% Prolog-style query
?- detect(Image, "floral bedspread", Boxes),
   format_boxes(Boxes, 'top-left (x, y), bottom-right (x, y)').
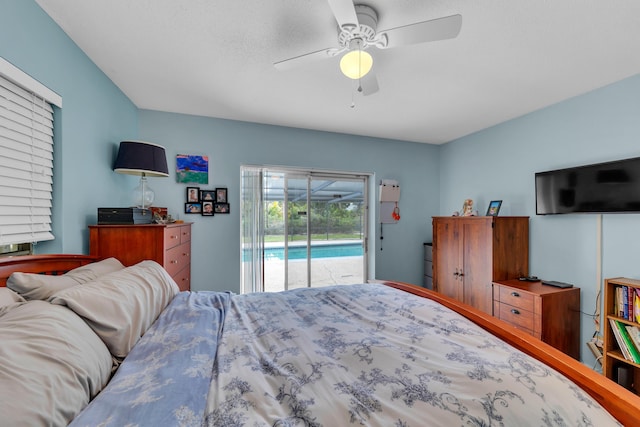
top-left (72, 284), bottom-right (620, 426)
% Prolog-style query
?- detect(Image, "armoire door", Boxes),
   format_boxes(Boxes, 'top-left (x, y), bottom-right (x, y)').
top-left (433, 218), bottom-right (463, 301)
top-left (461, 218), bottom-right (493, 314)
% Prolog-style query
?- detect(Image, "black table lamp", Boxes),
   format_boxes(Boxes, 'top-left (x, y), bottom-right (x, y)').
top-left (113, 140), bottom-right (169, 209)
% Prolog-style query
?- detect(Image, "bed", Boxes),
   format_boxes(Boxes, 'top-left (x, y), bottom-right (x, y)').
top-left (0, 254), bottom-right (638, 426)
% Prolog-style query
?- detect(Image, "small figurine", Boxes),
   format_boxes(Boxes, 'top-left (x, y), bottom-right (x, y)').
top-left (461, 199), bottom-right (474, 217)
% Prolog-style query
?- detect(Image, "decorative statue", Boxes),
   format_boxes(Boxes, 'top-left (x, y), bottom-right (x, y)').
top-left (461, 199), bottom-right (474, 216)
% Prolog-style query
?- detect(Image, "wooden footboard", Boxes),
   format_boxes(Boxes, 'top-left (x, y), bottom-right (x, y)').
top-left (381, 280), bottom-right (640, 427)
top-left (0, 254), bottom-right (97, 287)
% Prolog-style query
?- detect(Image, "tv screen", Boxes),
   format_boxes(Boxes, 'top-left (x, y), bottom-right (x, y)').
top-left (535, 157), bottom-right (640, 215)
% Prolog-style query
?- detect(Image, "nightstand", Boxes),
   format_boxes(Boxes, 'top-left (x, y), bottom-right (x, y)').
top-left (492, 279), bottom-right (580, 359)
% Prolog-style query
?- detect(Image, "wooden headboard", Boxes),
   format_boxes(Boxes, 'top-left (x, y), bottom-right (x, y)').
top-left (0, 254), bottom-right (98, 287)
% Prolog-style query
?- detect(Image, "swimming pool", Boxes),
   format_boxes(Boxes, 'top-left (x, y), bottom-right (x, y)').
top-left (264, 242), bottom-right (363, 260)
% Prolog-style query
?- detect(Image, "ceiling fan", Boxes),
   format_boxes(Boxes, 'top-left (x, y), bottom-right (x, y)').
top-left (274, 0), bottom-right (462, 96)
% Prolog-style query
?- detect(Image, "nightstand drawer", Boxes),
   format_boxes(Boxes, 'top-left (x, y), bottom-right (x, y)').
top-left (497, 284), bottom-right (534, 311)
top-left (496, 302), bottom-right (535, 331)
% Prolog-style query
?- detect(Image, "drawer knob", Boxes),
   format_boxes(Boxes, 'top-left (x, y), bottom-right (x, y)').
top-left (511, 291), bottom-right (520, 297)
top-left (172, 260), bottom-right (178, 264)
top-left (511, 308), bottom-right (520, 315)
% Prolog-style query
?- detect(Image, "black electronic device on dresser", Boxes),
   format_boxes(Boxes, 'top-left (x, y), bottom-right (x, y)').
top-left (97, 207), bottom-right (153, 225)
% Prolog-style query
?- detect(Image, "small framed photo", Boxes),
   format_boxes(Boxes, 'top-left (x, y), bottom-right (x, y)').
top-left (214, 202), bottom-right (230, 214)
top-left (185, 203), bottom-right (202, 214)
top-left (202, 201), bottom-right (214, 216)
top-left (186, 187), bottom-right (200, 203)
top-left (215, 188), bottom-right (228, 203)
top-left (486, 200), bottom-right (502, 216)
top-left (200, 190), bottom-right (215, 202)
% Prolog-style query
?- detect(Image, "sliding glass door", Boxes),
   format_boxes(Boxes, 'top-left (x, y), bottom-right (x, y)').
top-left (241, 166), bottom-right (368, 293)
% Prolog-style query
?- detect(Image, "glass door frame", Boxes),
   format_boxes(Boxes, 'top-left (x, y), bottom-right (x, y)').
top-left (240, 165), bottom-right (372, 293)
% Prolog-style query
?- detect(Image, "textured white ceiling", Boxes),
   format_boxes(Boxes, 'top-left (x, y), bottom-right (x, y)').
top-left (35, 0), bottom-right (640, 144)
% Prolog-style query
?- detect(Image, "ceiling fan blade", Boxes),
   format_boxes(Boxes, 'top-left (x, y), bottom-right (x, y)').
top-left (274, 47), bottom-right (337, 71)
top-left (359, 72), bottom-right (379, 96)
top-left (327, 0), bottom-right (359, 29)
top-left (380, 14), bottom-right (462, 49)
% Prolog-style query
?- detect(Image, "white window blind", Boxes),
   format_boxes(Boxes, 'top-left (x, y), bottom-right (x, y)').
top-left (0, 72), bottom-right (55, 245)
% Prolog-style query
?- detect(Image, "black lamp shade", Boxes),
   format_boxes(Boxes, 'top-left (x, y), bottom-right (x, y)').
top-left (113, 140), bottom-right (169, 177)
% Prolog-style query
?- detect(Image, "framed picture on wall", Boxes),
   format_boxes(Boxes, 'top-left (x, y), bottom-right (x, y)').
top-left (215, 188), bottom-right (227, 203)
top-left (200, 190), bottom-right (215, 202)
top-left (202, 201), bottom-right (214, 216)
top-left (214, 203), bottom-right (230, 214)
top-left (486, 200), bottom-right (502, 216)
top-left (185, 203), bottom-right (202, 214)
top-left (186, 187), bottom-right (200, 203)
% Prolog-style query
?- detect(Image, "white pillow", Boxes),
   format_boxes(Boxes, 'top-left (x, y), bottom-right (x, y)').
top-left (0, 287), bottom-right (26, 307)
top-left (0, 300), bottom-right (112, 427)
top-left (49, 260), bottom-right (179, 359)
top-left (7, 257), bottom-right (125, 300)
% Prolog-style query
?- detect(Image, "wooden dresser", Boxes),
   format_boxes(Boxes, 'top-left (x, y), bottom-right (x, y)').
top-left (492, 279), bottom-right (580, 359)
top-left (89, 223), bottom-right (192, 291)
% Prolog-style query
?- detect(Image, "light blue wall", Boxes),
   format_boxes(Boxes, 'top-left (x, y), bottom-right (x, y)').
top-left (2, 1), bottom-right (439, 291)
top-left (139, 111), bottom-right (440, 292)
top-left (0, 0), bottom-right (138, 253)
top-left (439, 74), bottom-right (640, 365)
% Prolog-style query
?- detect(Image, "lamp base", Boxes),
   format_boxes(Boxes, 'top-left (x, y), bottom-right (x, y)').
top-left (132, 176), bottom-right (155, 209)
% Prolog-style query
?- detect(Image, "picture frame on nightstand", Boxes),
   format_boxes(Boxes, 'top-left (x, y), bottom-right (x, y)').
top-left (486, 200), bottom-right (502, 216)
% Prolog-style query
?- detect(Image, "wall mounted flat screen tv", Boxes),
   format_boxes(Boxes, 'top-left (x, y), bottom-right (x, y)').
top-left (536, 156), bottom-right (640, 215)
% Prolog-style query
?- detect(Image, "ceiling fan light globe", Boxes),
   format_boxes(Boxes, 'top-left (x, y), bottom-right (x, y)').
top-left (340, 50), bottom-right (373, 79)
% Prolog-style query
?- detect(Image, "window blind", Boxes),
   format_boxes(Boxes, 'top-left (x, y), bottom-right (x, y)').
top-left (0, 74), bottom-right (55, 245)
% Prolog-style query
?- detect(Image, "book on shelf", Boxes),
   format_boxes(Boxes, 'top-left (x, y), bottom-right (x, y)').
top-left (625, 324), bottom-right (640, 355)
top-left (623, 286), bottom-right (629, 320)
top-left (610, 318), bottom-right (640, 363)
top-left (613, 285), bottom-right (640, 322)
top-left (616, 286), bottom-right (624, 317)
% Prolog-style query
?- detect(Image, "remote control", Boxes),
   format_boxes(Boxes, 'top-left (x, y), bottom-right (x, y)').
top-left (542, 280), bottom-right (573, 288)
top-left (519, 276), bottom-right (539, 282)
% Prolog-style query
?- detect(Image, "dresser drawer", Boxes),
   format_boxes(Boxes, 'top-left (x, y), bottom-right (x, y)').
top-left (424, 243), bottom-right (432, 261)
top-left (424, 260), bottom-right (433, 276)
top-left (164, 241), bottom-right (191, 277)
top-left (173, 265), bottom-right (191, 292)
top-left (496, 302), bottom-right (535, 332)
top-left (163, 227), bottom-right (182, 249)
top-left (179, 225), bottom-right (191, 243)
top-left (423, 275), bottom-right (433, 289)
top-left (496, 284), bottom-right (535, 311)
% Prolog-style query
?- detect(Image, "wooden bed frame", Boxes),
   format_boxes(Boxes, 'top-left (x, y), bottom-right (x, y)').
top-left (1, 254), bottom-right (638, 425)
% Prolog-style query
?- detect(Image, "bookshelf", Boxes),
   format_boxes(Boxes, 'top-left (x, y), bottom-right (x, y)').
top-left (603, 277), bottom-right (640, 393)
